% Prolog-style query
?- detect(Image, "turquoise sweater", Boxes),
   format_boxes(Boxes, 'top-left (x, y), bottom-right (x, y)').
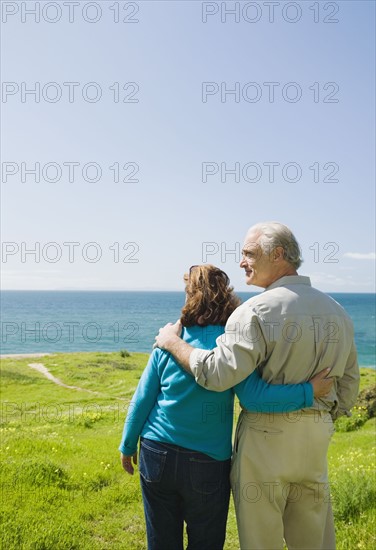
top-left (119, 325), bottom-right (313, 461)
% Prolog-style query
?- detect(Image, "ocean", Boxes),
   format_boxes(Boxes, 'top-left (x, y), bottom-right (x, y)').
top-left (0, 291), bottom-right (375, 368)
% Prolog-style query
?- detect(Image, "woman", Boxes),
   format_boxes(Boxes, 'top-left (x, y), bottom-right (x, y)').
top-left (119, 265), bottom-right (330, 550)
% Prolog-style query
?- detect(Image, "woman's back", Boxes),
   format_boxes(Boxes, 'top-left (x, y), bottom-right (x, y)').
top-left (121, 325), bottom-right (234, 461)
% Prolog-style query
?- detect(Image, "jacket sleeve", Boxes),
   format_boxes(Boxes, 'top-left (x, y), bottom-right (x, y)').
top-left (189, 307), bottom-right (267, 391)
top-left (332, 340), bottom-right (360, 420)
top-left (118, 349), bottom-right (162, 455)
top-left (234, 369), bottom-right (313, 413)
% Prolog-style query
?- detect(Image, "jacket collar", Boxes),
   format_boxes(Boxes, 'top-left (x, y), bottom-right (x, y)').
top-left (265, 275), bottom-right (311, 292)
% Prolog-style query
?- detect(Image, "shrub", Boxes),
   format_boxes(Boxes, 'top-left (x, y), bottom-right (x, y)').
top-left (335, 406), bottom-right (369, 432)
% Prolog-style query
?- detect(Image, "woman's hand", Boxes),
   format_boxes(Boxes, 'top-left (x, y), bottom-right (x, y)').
top-left (120, 452), bottom-right (138, 475)
top-left (309, 368), bottom-right (334, 398)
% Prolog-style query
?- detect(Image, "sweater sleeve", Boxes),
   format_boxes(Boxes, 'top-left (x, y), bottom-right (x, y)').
top-left (118, 350), bottom-right (162, 456)
top-left (234, 369), bottom-right (314, 413)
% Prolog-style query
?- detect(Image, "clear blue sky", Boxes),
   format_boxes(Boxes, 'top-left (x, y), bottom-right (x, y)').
top-left (1, 0), bottom-right (375, 292)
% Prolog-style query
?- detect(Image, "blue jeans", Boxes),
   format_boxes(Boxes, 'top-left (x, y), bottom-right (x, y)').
top-left (139, 437), bottom-right (231, 550)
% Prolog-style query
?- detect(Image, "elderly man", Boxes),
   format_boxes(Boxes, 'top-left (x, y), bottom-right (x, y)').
top-left (155, 221), bottom-right (359, 550)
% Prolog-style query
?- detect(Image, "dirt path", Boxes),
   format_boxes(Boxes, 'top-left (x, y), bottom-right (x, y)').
top-left (27, 362), bottom-right (125, 401)
top-left (28, 362), bottom-right (94, 392)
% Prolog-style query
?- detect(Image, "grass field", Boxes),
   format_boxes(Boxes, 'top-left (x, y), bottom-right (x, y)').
top-left (1, 352), bottom-right (375, 549)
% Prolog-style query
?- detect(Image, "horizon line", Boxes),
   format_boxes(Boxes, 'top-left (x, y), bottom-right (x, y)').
top-left (1, 289), bottom-right (375, 294)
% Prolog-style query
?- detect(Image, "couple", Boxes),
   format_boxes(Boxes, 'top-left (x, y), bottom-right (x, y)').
top-left (119, 222), bottom-right (359, 550)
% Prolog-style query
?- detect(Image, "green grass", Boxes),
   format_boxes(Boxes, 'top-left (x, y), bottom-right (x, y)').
top-left (1, 352), bottom-right (375, 549)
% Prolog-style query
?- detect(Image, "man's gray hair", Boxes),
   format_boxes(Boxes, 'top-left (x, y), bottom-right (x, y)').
top-left (251, 222), bottom-right (303, 269)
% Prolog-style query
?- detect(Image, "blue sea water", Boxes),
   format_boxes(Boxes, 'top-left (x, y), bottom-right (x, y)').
top-left (0, 291), bottom-right (375, 368)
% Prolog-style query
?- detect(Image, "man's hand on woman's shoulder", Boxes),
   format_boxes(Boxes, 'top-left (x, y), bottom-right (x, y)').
top-left (154, 320), bottom-right (183, 350)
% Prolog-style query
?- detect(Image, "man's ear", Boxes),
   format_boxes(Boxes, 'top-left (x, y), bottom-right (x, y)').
top-left (273, 246), bottom-right (285, 262)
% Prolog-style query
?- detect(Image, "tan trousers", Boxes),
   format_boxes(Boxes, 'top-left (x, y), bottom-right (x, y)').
top-left (230, 410), bottom-right (336, 550)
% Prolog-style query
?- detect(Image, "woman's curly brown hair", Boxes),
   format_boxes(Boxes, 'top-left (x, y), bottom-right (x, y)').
top-left (180, 264), bottom-right (241, 327)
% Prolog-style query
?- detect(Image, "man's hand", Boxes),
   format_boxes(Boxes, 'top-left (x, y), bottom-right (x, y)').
top-left (309, 368), bottom-right (334, 398)
top-left (121, 452), bottom-right (138, 475)
top-left (154, 320), bottom-right (183, 350)
top-left (153, 320), bottom-right (194, 374)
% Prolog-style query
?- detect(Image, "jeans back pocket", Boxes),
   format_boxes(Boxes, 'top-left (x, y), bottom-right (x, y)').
top-left (139, 440), bottom-right (167, 483)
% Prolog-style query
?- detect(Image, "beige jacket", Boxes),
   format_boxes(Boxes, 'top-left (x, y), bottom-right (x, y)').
top-left (190, 275), bottom-right (359, 418)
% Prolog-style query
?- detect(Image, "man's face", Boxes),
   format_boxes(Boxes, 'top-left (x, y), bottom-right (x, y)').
top-left (240, 231), bottom-right (278, 288)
